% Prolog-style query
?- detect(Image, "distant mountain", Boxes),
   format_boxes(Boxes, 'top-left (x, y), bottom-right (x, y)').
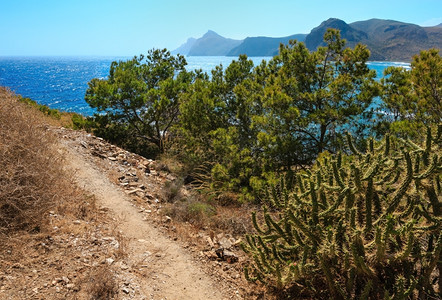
top-left (171, 37), bottom-right (196, 55)
top-left (186, 30), bottom-right (242, 56)
top-left (174, 18), bottom-right (442, 60)
top-left (305, 18), bottom-right (368, 50)
top-left (227, 34), bottom-right (307, 56)
top-left (306, 18), bottom-right (442, 61)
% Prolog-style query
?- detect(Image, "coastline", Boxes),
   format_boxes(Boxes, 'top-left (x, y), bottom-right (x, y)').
top-left (0, 57), bottom-right (410, 116)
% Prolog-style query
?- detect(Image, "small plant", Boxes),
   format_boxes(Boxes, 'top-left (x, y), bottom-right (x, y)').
top-left (242, 126), bottom-right (441, 299)
top-left (163, 179), bottom-right (184, 202)
top-left (18, 96), bottom-right (61, 119)
top-left (164, 196), bottom-right (215, 228)
top-left (71, 113), bottom-right (96, 130)
top-left (87, 267), bottom-right (118, 300)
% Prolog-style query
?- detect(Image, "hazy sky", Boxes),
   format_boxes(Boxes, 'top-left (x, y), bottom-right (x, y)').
top-left (1, 0), bottom-right (441, 56)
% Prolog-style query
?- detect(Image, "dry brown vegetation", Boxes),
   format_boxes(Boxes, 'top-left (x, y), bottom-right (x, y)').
top-left (0, 88), bottom-right (123, 299)
top-left (0, 87), bottom-right (66, 233)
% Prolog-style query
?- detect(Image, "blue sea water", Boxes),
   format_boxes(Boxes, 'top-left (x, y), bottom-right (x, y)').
top-left (0, 56), bottom-right (410, 116)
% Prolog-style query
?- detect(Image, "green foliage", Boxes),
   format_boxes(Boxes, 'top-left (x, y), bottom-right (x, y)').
top-left (18, 96), bottom-right (61, 119)
top-left (70, 113), bottom-right (96, 131)
top-left (255, 29), bottom-right (380, 169)
top-left (90, 113), bottom-right (159, 158)
top-left (85, 49), bottom-right (191, 155)
top-left (163, 196), bottom-right (216, 227)
top-left (242, 126), bottom-right (442, 299)
top-left (380, 49), bottom-right (441, 137)
top-left (174, 55), bottom-right (262, 196)
top-left (184, 29), bottom-right (380, 201)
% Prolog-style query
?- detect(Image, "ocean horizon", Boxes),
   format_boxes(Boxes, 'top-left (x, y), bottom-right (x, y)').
top-left (0, 56), bottom-right (410, 116)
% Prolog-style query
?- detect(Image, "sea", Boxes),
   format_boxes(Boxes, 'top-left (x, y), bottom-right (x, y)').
top-left (0, 56), bottom-right (410, 116)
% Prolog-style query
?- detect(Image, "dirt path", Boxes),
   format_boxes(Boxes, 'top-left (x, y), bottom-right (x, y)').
top-left (60, 138), bottom-right (229, 300)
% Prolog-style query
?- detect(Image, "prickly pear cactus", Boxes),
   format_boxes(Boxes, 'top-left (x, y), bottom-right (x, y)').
top-left (242, 125), bottom-right (442, 299)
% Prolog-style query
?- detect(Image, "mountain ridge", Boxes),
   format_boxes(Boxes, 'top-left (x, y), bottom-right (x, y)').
top-left (227, 34), bottom-right (307, 56)
top-left (186, 30), bottom-right (242, 56)
top-left (173, 18), bottom-right (442, 61)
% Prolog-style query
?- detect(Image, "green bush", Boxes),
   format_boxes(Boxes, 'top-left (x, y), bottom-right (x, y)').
top-left (18, 96), bottom-right (61, 119)
top-left (164, 197), bottom-right (215, 227)
top-left (242, 126), bottom-right (441, 299)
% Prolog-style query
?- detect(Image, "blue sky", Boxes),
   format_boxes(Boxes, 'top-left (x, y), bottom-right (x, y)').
top-left (1, 0), bottom-right (441, 56)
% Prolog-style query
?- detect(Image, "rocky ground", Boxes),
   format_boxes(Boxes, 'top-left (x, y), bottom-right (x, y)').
top-left (1, 126), bottom-right (266, 299)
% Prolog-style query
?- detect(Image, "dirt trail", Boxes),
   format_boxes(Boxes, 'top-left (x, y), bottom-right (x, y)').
top-left (61, 138), bottom-right (229, 300)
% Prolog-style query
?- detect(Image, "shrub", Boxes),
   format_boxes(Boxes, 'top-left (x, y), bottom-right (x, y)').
top-left (163, 178), bottom-right (184, 202)
top-left (164, 196), bottom-right (215, 228)
top-left (18, 96), bottom-right (61, 119)
top-left (87, 266), bottom-right (118, 300)
top-left (0, 88), bottom-right (66, 233)
top-left (242, 127), bottom-right (441, 299)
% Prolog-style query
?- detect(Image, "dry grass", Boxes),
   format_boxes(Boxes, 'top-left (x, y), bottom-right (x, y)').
top-left (86, 266), bottom-right (119, 300)
top-left (0, 87), bottom-right (71, 234)
top-left (0, 88), bottom-right (122, 298)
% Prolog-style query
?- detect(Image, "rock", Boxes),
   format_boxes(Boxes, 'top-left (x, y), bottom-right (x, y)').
top-left (223, 250), bottom-right (238, 264)
top-left (92, 151), bottom-right (107, 159)
top-left (164, 216), bottom-right (172, 223)
top-left (215, 248), bottom-right (238, 263)
top-left (136, 191), bottom-right (145, 198)
top-left (110, 240), bottom-right (120, 249)
top-left (166, 174), bottom-right (176, 181)
top-left (206, 236), bottom-right (215, 248)
top-left (203, 251), bottom-right (218, 260)
top-left (105, 258), bottom-right (115, 265)
top-left (218, 237), bottom-right (233, 249)
top-left (122, 287), bottom-right (130, 294)
top-left (126, 188), bottom-right (143, 195)
top-left (233, 238), bottom-right (242, 246)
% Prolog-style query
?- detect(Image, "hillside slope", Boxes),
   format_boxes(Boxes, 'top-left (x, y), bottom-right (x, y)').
top-left (187, 30), bottom-right (242, 56)
top-left (227, 34), bottom-right (307, 56)
top-left (306, 18), bottom-right (442, 61)
top-left (175, 18), bottom-right (442, 60)
top-left (305, 18), bottom-right (368, 50)
top-left (171, 37), bottom-right (197, 55)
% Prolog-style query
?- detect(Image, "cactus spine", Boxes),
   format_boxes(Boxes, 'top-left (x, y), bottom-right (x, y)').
top-left (243, 126), bottom-right (442, 299)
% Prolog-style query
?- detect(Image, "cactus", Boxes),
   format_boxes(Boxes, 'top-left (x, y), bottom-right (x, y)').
top-left (242, 125), bottom-right (442, 299)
